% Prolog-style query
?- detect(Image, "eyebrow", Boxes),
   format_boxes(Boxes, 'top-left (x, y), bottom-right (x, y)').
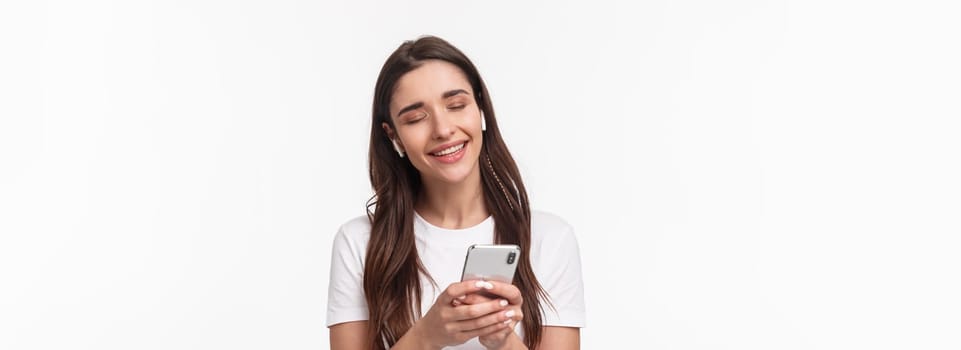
top-left (396, 102), bottom-right (424, 118)
top-left (395, 89), bottom-right (470, 118)
top-left (442, 89), bottom-right (469, 99)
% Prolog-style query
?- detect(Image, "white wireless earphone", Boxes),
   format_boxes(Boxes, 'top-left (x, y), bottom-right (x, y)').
top-left (481, 111), bottom-right (487, 131)
top-left (392, 139), bottom-right (405, 158)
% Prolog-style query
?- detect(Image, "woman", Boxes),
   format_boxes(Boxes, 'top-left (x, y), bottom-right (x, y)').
top-left (327, 36), bottom-right (585, 350)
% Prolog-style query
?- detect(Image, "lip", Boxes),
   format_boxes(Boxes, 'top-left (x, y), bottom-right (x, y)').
top-left (428, 140), bottom-right (469, 155)
top-left (428, 141), bottom-right (468, 164)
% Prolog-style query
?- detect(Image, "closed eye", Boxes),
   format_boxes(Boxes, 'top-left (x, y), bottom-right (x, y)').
top-left (403, 111), bottom-right (428, 124)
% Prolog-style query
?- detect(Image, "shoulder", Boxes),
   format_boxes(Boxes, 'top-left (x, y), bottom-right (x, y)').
top-left (531, 210), bottom-right (574, 235)
top-left (530, 210), bottom-right (578, 246)
top-left (338, 215), bottom-right (372, 237)
top-left (332, 215), bottom-right (372, 252)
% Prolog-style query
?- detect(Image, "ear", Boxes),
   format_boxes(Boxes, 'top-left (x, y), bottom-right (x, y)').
top-left (381, 122), bottom-right (403, 149)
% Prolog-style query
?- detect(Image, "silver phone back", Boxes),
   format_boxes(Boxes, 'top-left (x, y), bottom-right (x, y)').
top-left (460, 244), bottom-right (520, 283)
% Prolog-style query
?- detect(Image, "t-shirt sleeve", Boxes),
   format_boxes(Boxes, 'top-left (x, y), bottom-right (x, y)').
top-left (538, 222), bottom-right (587, 328)
top-left (326, 224), bottom-right (369, 327)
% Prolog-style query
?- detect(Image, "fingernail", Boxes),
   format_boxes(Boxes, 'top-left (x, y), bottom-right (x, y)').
top-left (499, 299), bottom-right (508, 307)
top-left (458, 295), bottom-right (467, 300)
top-left (505, 310), bottom-right (515, 318)
top-left (474, 281), bottom-right (487, 288)
top-left (483, 282), bottom-right (494, 289)
top-left (503, 319), bottom-right (512, 324)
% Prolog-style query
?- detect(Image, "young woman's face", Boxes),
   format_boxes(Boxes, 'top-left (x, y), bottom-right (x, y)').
top-left (385, 60), bottom-right (484, 186)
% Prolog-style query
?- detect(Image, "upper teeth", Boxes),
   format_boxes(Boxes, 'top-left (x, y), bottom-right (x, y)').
top-left (434, 143), bottom-right (465, 156)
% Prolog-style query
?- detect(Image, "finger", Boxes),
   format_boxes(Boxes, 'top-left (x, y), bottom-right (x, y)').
top-left (509, 307), bottom-right (524, 323)
top-left (457, 303), bottom-right (516, 331)
top-left (440, 280), bottom-right (494, 304)
top-left (450, 293), bottom-right (468, 306)
top-left (458, 293), bottom-right (494, 305)
top-left (480, 280), bottom-right (523, 305)
top-left (456, 315), bottom-right (511, 340)
top-left (452, 298), bottom-right (509, 321)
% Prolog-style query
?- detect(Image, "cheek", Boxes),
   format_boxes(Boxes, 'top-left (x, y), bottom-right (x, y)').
top-left (398, 127), bottom-right (429, 151)
top-left (470, 122), bottom-right (484, 144)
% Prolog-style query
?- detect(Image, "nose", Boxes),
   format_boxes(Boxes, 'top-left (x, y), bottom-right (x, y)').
top-left (430, 107), bottom-right (455, 140)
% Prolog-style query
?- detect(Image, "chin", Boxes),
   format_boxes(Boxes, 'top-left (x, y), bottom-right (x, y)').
top-left (434, 170), bottom-right (473, 184)
top-left (430, 162), bottom-right (480, 185)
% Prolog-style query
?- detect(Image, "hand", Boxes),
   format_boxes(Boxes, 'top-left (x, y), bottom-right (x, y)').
top-left (452, 281), bottom-right (525, 350)
top-left (411, 280), bottom-right (516, 349)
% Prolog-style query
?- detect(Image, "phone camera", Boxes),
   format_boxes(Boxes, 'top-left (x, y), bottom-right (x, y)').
top-left (507, 252), bottom-right (516, 264)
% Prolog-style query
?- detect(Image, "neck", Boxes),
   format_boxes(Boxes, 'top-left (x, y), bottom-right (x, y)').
top-left (416, 167), bottom-right (489, 229)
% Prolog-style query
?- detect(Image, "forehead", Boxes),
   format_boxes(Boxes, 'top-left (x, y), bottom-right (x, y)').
top-left (390, 60), bottom-right (473, 113)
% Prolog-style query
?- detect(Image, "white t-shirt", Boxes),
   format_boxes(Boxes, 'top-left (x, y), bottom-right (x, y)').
top-left (326, 210), bottom-right (586, 349)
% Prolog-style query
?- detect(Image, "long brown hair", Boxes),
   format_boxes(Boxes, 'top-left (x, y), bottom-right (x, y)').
top-left (363, 36), bottom-right (549, 349)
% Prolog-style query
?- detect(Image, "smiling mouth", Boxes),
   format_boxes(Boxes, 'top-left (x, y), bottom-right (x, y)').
top-left (429, 142), bottom-right (467, 156)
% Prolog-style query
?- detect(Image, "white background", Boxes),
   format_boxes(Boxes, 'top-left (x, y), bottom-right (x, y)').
top-left (2, 0), bottom-right (959, 349)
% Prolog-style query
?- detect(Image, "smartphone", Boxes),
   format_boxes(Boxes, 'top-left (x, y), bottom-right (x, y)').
top-left (460, 244), bottom-right (520, 283)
